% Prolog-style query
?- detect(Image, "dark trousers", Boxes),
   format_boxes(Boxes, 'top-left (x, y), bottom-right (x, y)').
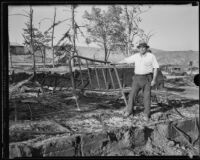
top-left (126, 74), bottom-right (153, 118)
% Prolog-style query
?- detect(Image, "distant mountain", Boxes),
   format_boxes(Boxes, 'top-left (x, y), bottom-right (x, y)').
top-left (42, 45), bottom-right (199, 67)
top-left (76, 46), bottom-right (199, 67)
top-left (150, 48), bottom-right (199, 67)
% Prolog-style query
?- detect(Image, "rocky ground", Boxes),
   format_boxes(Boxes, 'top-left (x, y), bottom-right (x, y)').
top-left (8, 74), bottom-right (199, 158)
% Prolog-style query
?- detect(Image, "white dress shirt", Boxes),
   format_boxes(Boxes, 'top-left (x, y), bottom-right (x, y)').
top-left (120, 52), bottom-right (159, 75)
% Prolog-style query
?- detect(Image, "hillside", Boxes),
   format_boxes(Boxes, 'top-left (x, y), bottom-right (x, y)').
top-left (151, 48), bottom-right (199, 67)
top-left (11, 46), bottom-right (199, 67)
top-left (76, 46), bottom-right (199, 67)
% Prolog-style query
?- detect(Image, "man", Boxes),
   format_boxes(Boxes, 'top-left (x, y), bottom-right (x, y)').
top-left (117, 42), bottom-right (159, 121)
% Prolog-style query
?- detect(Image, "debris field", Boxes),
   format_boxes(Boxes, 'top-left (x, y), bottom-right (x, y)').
top-left (9, 71), bottom-right (199, 157)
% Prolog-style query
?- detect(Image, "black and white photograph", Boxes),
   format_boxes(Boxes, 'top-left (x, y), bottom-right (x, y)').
top-left (4, 2), bottom-right (199, 158)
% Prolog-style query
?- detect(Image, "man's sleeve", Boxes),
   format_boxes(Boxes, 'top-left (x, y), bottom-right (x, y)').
top-left (119, 55), bottom-right (135, 64)
top-left (152, 55), bottom-right (159, 68)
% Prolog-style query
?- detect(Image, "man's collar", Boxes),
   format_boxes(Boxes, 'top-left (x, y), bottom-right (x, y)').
top-left (139, 51), bottom-right (149, 56)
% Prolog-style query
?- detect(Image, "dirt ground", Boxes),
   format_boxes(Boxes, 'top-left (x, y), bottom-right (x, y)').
top-left (8, 72), bottom-right (199, 157)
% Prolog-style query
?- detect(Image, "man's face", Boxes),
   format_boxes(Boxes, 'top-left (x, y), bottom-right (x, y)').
top-left (139, 46), bottom-right (147, 54)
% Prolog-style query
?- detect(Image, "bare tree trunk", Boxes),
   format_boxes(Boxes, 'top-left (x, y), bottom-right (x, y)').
top-left (72, 5), bottom-right (75, 56)
top-left (30, 7), bottom-right (36, 77)
top-left (9, 6), bottom-right (45, 99)
top-left (104, 42), bottom-right (108, 62)
top-left (30, 7), bottom-right (43, 94)
top-left (125, 6), bottom-right (131, 56)
top-left (51, 7), bottom-right (56, 68)
top-left (72, 5), bottom-right (76, 66)
top-left (106, 50), bottom-right (111, 61)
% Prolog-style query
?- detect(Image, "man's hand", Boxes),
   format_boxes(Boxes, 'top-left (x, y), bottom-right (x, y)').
top-left (151, 80), bottom-right (156, 86)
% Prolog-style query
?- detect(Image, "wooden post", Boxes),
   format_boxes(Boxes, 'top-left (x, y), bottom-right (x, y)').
top-left (51, 7), bottom-right (56, 68)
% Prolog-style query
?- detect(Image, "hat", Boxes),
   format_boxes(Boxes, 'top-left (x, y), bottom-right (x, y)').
top-left (137, 42), bottom-right (150, 49)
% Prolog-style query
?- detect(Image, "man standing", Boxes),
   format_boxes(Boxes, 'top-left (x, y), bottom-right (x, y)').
top-left (117, 42), bottom-right (159, 121)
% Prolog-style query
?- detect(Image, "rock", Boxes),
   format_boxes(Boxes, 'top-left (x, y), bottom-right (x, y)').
top-left (21, 145), bottom-right (32, 157)
top-left (106, 150), bottom-right (122, 156)
top-left (158, 123), bottom-right (170, 138)
top-left (175, 143), bottom-right (180, 148)
top-left (151, 112), bottom-right (163, 120)
top-left (133, 128), bottom-right (146, 147)
top-left (9, 143), bottom-right (22, 158)
top-left (181, 145), bottom-right (186, 150)
top-left (120, 148), bottom-right (135, 156)
top-left (167, 140), bottom-right (175, 147)
top-left (144, 138), bottom-right (153, 154)
top-left (33, 135), bottom-right (76, 156)
top-left (174, 148), bottom-right (183, 155)
top-left (81, 132), bottom-right (109, 156)
top-left (43, 147), bottom-right (76, 157)
top-left (120, 131), bottom-right (131, 148)
top-left (120, 127), bottom-right (151, 149)
top-left (188, 150), bottom-right (194, 158)
top-left (9, 143), bottom-right (32, 158)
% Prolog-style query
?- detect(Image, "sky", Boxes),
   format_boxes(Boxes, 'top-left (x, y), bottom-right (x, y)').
top-left (8, 4), bottom-right (199, 51)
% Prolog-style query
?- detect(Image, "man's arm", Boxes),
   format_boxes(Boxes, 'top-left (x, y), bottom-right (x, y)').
top-left (118, 55), bottom-right (135, 64)
top-left (151, 68), bottom-right (158, 86)
top-left (151, 55), bottom-right (159, 86)
top-left (118, 59), bottom-right (128, 64)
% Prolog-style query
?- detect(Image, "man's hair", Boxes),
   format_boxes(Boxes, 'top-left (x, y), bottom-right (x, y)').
top-left (147, 49), bottom-right (152, 53)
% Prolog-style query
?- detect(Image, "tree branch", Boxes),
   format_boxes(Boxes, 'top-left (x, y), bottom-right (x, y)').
top-left (9, 13), bottom-right (29, 17)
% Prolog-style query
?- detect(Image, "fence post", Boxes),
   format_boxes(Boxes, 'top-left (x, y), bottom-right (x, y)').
top-left (69, 56), bottom-right (80, 110)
